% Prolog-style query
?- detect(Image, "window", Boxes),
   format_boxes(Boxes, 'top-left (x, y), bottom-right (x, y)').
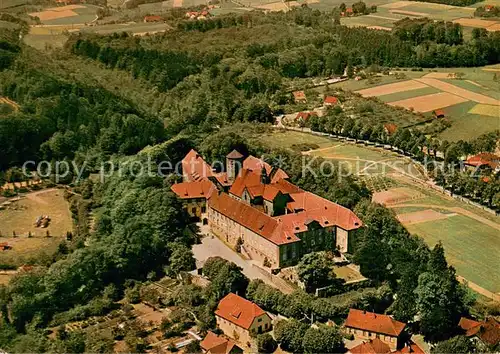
top-left (191, 207), bottom-right (196, 214)
top-left (258, 318), bottom-right (262, 322)
top-left (265, 323), bottom-right (268, 329)
top-left (283, 251), bottom-right (287, 261)
top-left (201, 206), bottom-right (206, 213)
top-left (376, 334), bottom-right (380, 339)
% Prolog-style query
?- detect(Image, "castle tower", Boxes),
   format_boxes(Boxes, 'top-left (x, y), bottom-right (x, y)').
top-left (260, 165), bottom-right (270, 184)
top-left (226, 149), bottom-right (244, 182)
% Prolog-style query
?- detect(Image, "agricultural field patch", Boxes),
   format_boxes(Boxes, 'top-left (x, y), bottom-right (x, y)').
top-left (404, 215), bottom-right (500, 293)
top-left (356, 79), bottom-right (428, 97)
top-left (82, 22), bottom-right (170, 35)
top-left (468, 103), bottom-right (500, 117)
top-left (416, 78), bottom-right (500, 105)
top-left (372, 187), bottom-right (424, 205)
top-left (30, 5), bottom-right (99, 25)
top-left (376, 86), bottom-right (441, 103)
top-left (453, 17), bottom-right (499, 29)
top-left (397, 209), bottom-right (455, 225)
top-left (388, 92), bottom-right (468, 112)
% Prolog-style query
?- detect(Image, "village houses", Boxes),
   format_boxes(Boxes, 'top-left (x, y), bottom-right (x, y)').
top-left (214, 293), bottom-right (272, 347)
top-left (171, 149), bottom-right (363, 270)
top-left (344, 309), bottom-right (407, 351)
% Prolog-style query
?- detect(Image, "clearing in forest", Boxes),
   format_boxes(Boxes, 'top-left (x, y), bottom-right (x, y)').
top-left (388, 92), bottom-right (468, 112)
top-left (356, 80), bottom-right (428, 97)
top-left (416, 78), bottom-right (500, 105)
top-left (468, 104), bottom-right (500, 117)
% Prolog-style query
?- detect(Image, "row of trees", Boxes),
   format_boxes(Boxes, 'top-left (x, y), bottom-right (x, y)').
top-left (308, 109), bottom-right (500, 210)
top-left (393, 18), bottom-right (463, 46)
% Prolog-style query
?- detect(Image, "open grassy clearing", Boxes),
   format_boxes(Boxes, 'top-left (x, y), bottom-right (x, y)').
top-left (0, 188), bottom-right (73, 237)
top-left (82, 22), bottom-right (170, 35)
top-left (404, 215), bottom-right (500, 293)
top-left (259, 129), bottom-right (335, 149)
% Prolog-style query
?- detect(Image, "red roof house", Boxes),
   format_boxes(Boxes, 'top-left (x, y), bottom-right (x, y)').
top-left (215, 293), bottom-right (272, 342)
top-left (295, 111), bottom-right (317, 122)
top-left (433, 109), bottom-right (445, 118)
top-left (292, 90), bottom-right (307, 103)
top-left (143, 15), bottom-right (163, 22)
top-left (200, 331), bottom-right (243, 354)
top-left (459, 317), bottom-right (500, 346)
top-left (348, 338), bottom-right (391, 354)
top-left (243, 155), bottom-right (289, 183)
top-left (344, 309), bottom-right (407, 350)
top-left (383, 123), bottom-right (397, 136)
top-left (324, 96), bottom-right (339, 106)
top-left (465, 153), bottom-right (500, 170)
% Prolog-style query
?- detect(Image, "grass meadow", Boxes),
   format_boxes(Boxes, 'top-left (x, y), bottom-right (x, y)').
top-left (405, 215), bottom-right (500, 293)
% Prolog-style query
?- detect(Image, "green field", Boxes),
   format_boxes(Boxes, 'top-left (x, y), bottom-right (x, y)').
top-left (405, 215), bottom-right (500, 293)
top-left (40, 5), bottom-right (99, 25)
top-left (82, 22), bottom-right (170, 35)
top-left (377, 86), bottom-right (441, 103)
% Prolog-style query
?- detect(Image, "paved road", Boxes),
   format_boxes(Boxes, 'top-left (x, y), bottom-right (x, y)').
top-left (192, 235), bottom-right (294, 294)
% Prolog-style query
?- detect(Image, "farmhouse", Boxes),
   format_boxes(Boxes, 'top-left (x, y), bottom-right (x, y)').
top-left (172, 149), bottom-right (362, 269)
top-left (459, 317), bottom-right (500, 347)
top-left (295, 111), bottom-right (317, 123)
top-left (433, 109), bottom-right (445, 118)
top-left (200, 331), bottom-right (243, 354)
top-left (143, 15), bottom-right (163, 22)
top-left (344, 309), bottom-right (407, 350)
top-left (324, 96), bottom-right (339, 106)
top-left (384, 123), bottom-right (397, 136)
top-left (292, 90), bottom-right (307, 103)
top-left (215, 293), bottom-right (272, 346)
top-left (464, 153), bottom-right (500, 172)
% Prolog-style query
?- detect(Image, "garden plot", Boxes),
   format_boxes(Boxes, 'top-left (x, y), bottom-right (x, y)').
top-left (372, 187), bottom-right (424, 205)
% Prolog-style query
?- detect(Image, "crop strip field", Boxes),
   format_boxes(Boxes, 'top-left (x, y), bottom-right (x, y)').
top-left (467, 104), bottom-right (500, 117)
top-left (415, 78), bottom-right (500, 105)
top-left (388, 92), bottom-right (468, 112)
top-left (356, 80), bottom-right (428, 97)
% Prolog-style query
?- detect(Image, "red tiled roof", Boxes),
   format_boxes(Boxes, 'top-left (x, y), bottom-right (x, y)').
top-left (324, 96), bottom-right (339, 105)
top-left (346, 7), bottom-right (353, 12)
top-left (287, 192), bottom-right (362, 230)
top-left (345, 309), bottom-right (406, 337)
top-left (227, 149), bottom-right (244, 159)
top-left (209, 192), bottom-right (300, 245)
top-left (384, 123), bottom-right (397, 135)
top-left (295, 111), bottom-right (317, 121)
top-left (229, 169), bottom-right (262, 198)
top-left (215, 293), bottom-right (269, 330)
top-left (200, 331), bottom-right (240, 354)
top-left (243, 155), bottom-right (289, 183)
top-left (273, 179), bottom-right (303, 194)
top-left (349, 338), bottom-right (391, 354)
top-left (459, 317), bottom-right (500, 346)
top-left (433, 109), bottom-right (445, 117)
top-left (394, 341), bottom-right (425, 354)
top-left (171, 180), bottom-right (216, 199)
top-left (182, 149), bottom-right (214, 182)
top-left (293, 91), bottom-right (306, 100)
top-left (466, 153), bottom-right (500, 169)
top-left (144, 15), bottom-right (162, 21)
top-left (246, 184), bottom-right (281, 201)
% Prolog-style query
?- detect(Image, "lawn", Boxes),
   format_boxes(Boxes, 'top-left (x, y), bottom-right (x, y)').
top-left (0, 188), bottom-right (73, 266)
top-left (405, 215), bottom-right (500, 293)
top-left (259, 130), bottom-right (334, 150)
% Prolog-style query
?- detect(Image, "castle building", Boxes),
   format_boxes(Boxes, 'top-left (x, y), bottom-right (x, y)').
top-left (172, 149), bottom-right (363, 269)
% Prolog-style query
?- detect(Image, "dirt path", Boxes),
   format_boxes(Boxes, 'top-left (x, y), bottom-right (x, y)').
top-left (457, 276), bottom-right (500, 302)
top-left (388, 203), bottom-right (500, 231)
